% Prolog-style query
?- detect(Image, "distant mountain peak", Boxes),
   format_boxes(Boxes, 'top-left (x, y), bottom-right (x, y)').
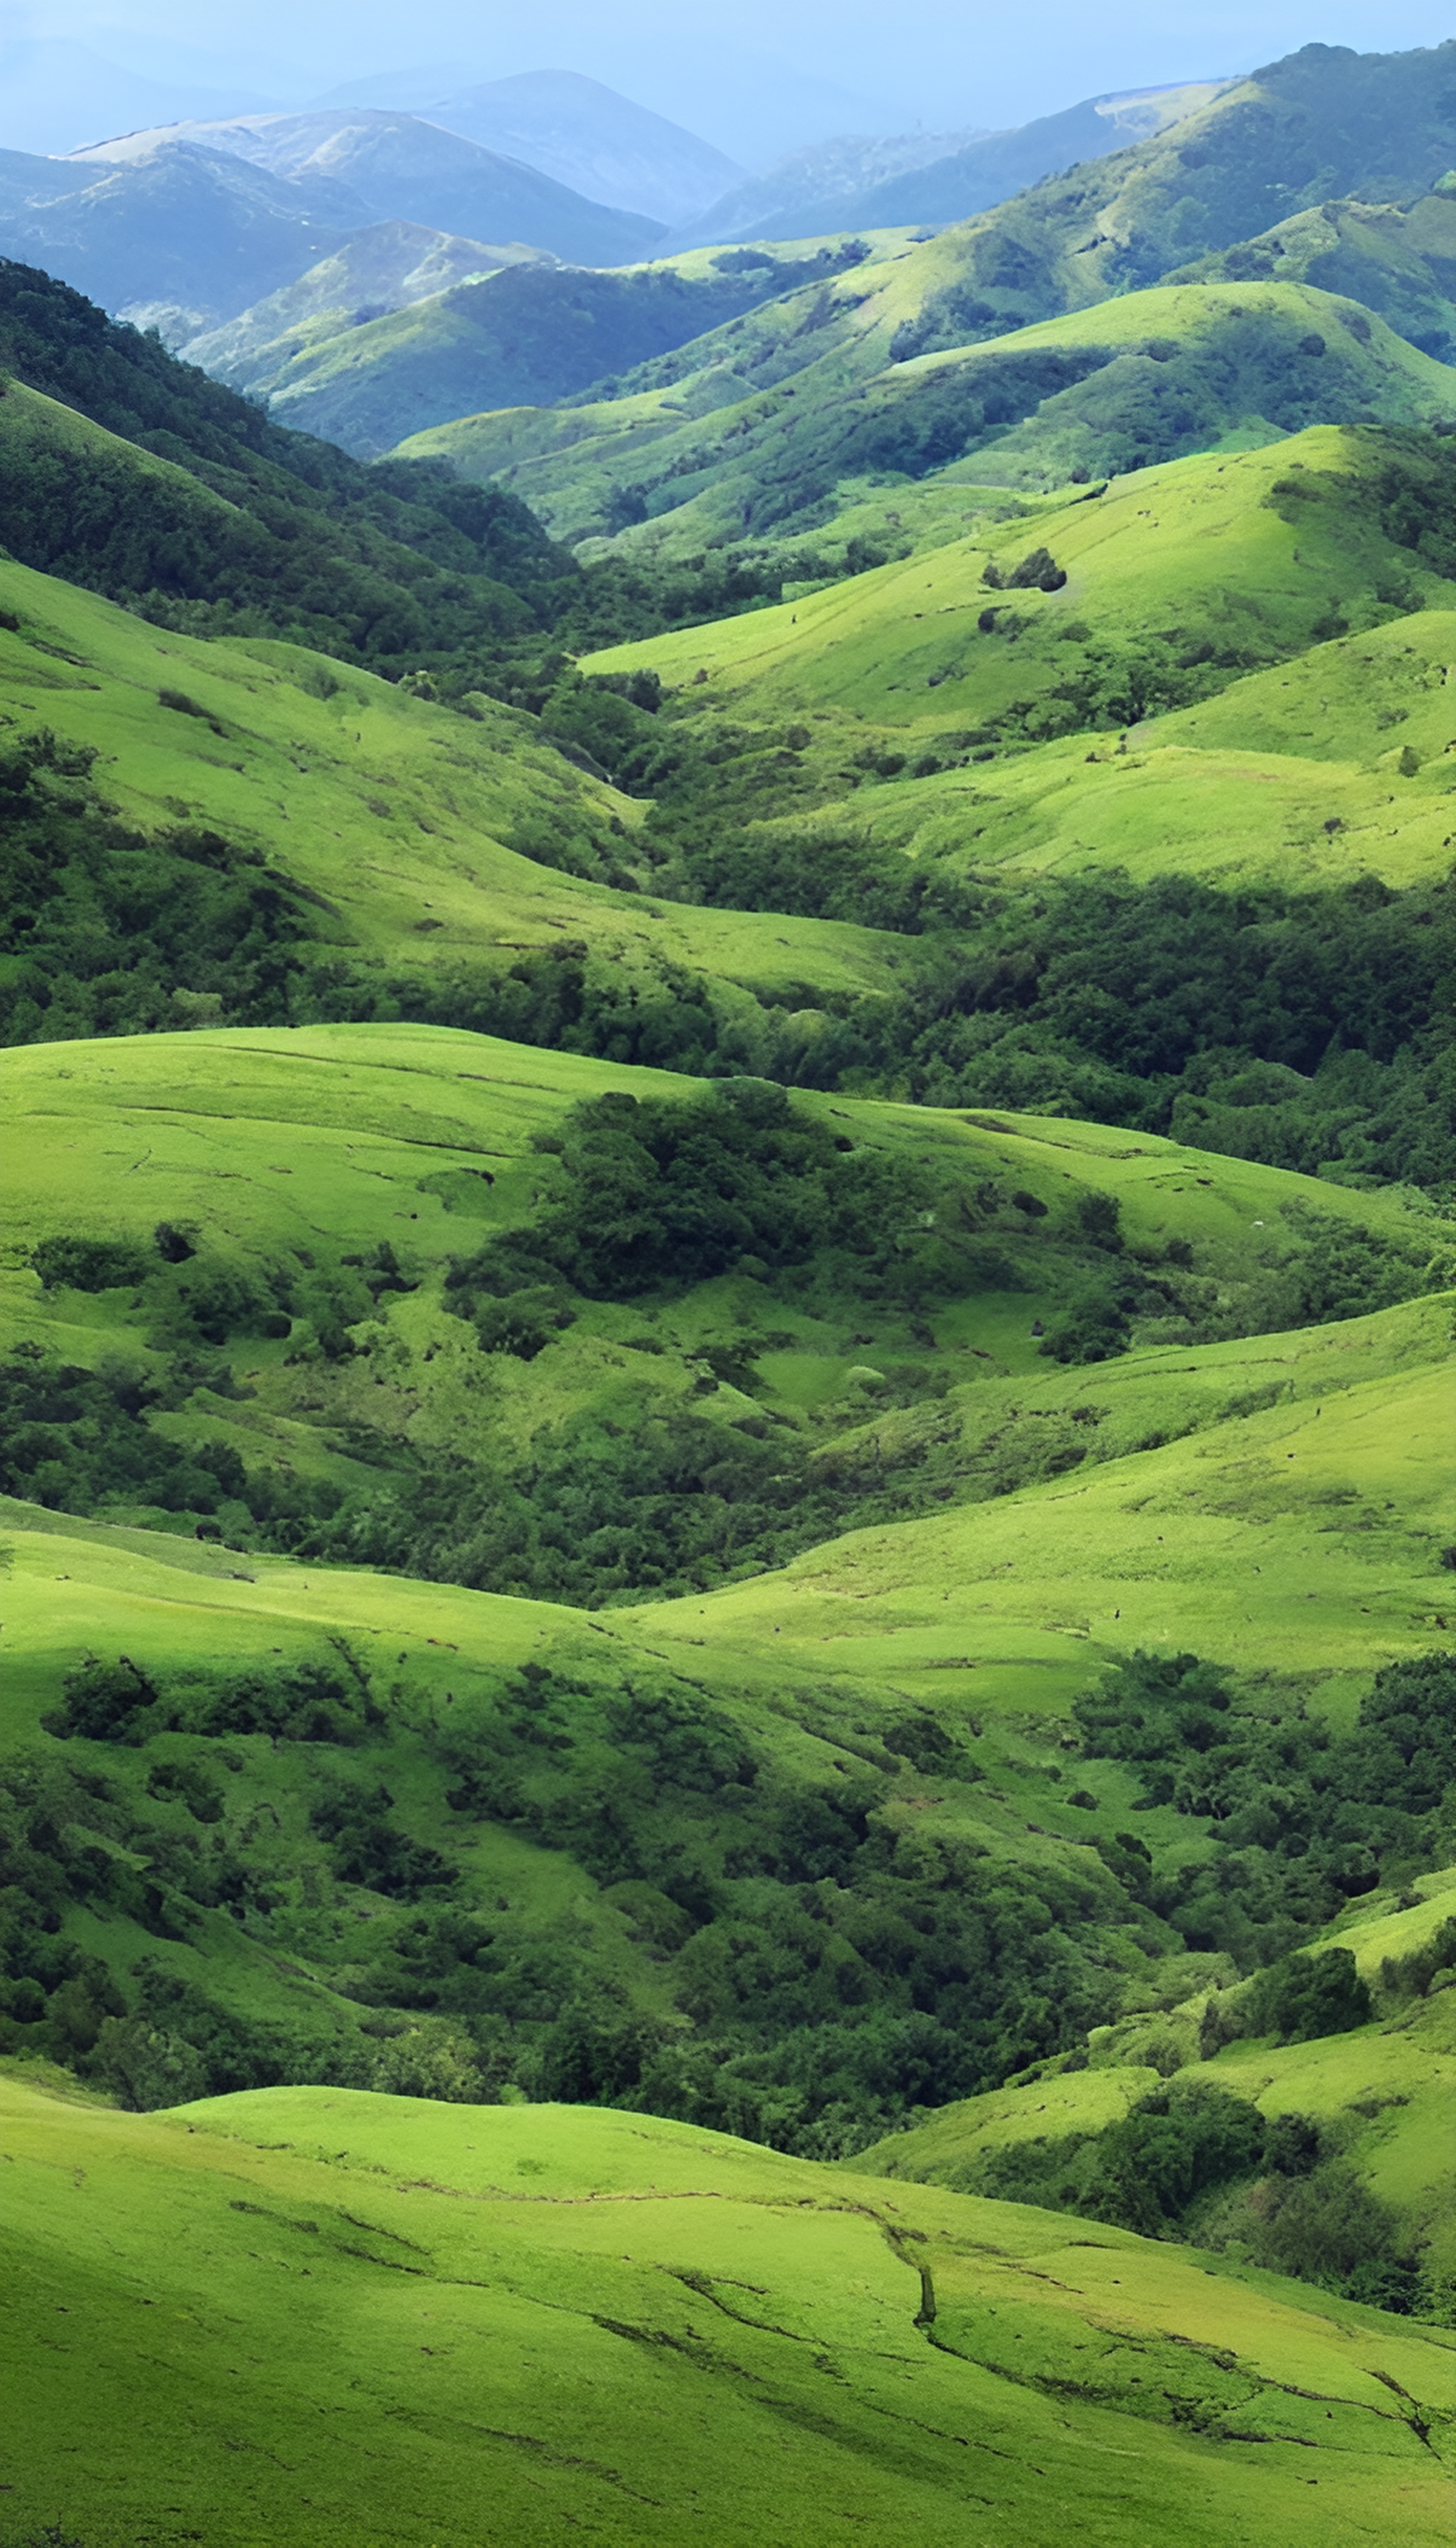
top-left (419, 70), bottom-right (746, 227)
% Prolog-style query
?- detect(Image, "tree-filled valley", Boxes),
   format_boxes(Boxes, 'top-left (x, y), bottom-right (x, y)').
top-left (2, 36), bottom-right (1456, 2548)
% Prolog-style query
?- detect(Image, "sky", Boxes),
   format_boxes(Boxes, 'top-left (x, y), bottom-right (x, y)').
top-left (8, 0), bottom-right (1456, 161)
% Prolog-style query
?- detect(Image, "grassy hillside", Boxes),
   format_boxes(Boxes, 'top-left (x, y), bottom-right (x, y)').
top-left (855, 1870), bottom-right (1456, 2305)
top-left (614, 1280), bottom-right (1454, 1697)
top-left (8, 2077), bottom-right (1455, 2548)
top-left (789, 603), bottom-right (1456, 897)
top-left (0, 267), bottom-right (583, 690)
top-left (4, 1018), bottom-right (1447, 1591)
top-left (1169, 183), bottom-right (1456, 363)
top-left (407, 278), bottom-right (1456, 555)
top-left (0, 558), bottom-right (904, 1030)
top-left (215, 235), bottom-right (905, 460)
top-left (581, 426), bottom-right (1456, 761)
top-left (178, 218), bottom-right (557, 390)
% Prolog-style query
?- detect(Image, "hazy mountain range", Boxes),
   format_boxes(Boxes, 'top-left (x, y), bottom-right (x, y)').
top-left (414, 71), bottom-right (746, 227)
top-left (666, 80), bottom-right (1228, 249)
top-left (0, 70), bottom-right (1237, 346)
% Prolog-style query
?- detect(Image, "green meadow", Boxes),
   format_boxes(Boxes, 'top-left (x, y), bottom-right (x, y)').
top-left (0, 553), bottom-right (900, 1017)
top-left (4, 1021), bottom-right (1446, 1598)
top-left (582, 424), bottom-right (1456, 812)
top-left (8, 2075), bottom-right (1455, 2548)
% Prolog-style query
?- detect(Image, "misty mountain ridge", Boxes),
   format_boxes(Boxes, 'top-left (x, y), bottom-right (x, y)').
top-left (670, 79), bottom-right (1230, 250)
top-left (68, 111), bottom-right (665, 262)
top-left (416, 71), bottom-right (746, 228)
top-left (0, 139), bottom-right (358, 333)
top-left (0, 112), bottom-right (668, 333)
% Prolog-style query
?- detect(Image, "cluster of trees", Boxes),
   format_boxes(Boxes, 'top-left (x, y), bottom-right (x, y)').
top-left (444, 1080), bottom-right (958, 1305)
top-left (7, 1644), bottom-right (1127, 2151)
top-left (1072, 1649), bottom-right (1456, 1966)
top-left (636, 847), bottom-right (1451, 1194)
top-left (970, 2075), bottom-right (1424, 2312)
top-left (14, 1635), bottom-right (1452, 2225)
top-left (0, 729), bottom-right (331, 1046)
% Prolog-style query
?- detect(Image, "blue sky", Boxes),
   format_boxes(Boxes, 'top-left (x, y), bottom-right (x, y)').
top-left (11, 0), bottom-right (1456, 160)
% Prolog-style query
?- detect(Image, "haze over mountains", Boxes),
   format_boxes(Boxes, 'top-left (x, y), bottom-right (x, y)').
top-left (0, 64), bottom-right (1250, 339)
top-left (667, 80), bottom-right (1229, 250)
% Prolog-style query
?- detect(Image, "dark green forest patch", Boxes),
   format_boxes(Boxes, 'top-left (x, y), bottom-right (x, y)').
top-left (5, 1642), bottom-right (1450, 2191)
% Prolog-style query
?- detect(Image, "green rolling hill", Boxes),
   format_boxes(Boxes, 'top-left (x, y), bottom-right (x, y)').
top-left (0, 556), bottom-right (901, 1037)
top-left (400, 278), bottom-right (1456, 550)
top-left (205, 235), bottom-right (904, 460)
top-left (580, 425), bottom-right (1456, 766)
top-left (855, 1870), bottom-right (1456, 2305)
top-left (3, 1019), bottom-right (1447, 1597)
top-left (176, 219), bottom-right (558, 392)
top-left (3, 55), bottom-right (1456, 2539)
top-left (9, 2075), bottom-right (1455, 2548)
top-left (1168, 182), bottom-right (1456, 363)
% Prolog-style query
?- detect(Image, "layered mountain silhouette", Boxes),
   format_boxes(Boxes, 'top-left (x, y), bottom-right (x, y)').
top-left (668, 81), bottom-right (1227, 249)
top-left (0, 109), bottom-right (667, 331)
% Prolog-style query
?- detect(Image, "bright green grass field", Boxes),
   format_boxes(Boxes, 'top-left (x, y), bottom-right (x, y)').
top-left (614, 1307), bottom-right (1453, 1706)
top-left (574, 424), bottom-right (1456, 894)
top-left (0, 1284), bottom-right (1447, 1738)
top-left (776, 604), bottom-right (1456, 895)
top-left (0, 547), bottom-right (901, 1014)
top-left (4, 2072), bottom-right (1453, 2548)
top-left (582, 423), bottom-right (1450, 769)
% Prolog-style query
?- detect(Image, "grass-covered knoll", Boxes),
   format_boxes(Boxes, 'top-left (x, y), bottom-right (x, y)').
top-left (871, 282), bottom-right (1456, 491)
top-left (8, 2077), bottom-right (1454, 2548)
top-left (1168, 184), bottom-right (1456, 363)
top-left (810, 603), bottom-right (1456, 898)
top-left (611, 1266), bottom-right (1453, 1699)
top-left (582, 427), bottom-right (1456, 766)
top-left (2, 1021), bottom-right (1445, 1597)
